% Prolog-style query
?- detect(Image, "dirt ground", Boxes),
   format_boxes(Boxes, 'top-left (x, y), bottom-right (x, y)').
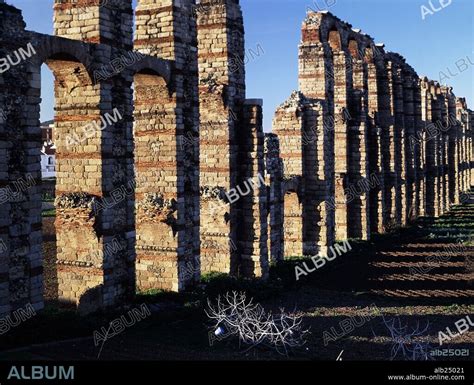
top-left (0, 201), bottom-right (472, 361)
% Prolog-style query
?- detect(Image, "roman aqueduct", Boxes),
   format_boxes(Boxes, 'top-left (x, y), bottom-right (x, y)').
top-left (0, 0), bottom-right (472, 315)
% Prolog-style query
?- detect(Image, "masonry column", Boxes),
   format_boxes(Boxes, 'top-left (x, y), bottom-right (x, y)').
top-left (469, 110), bottom-right (474, 188)
top-left (273, 93), bottom-right (306, 258)
top-left (53, 0), bottom-right (135, 311)
top-left (348, 44), bottom-right (371, 239)
top-left (239, 100), bottom-right (268, 277)
top-left (332, 45), bottom-right (351, 240)
top-left (402, 68), bottom-right (417, 222)
top-left (368, 45), bottom-right (392, 232)
top-left (0, 3), bottom-right (43, 316)
top-left (264, 134), bottom-right (283, 263)
top-left (298, 12), bottom-right (335, 248)
top-left (457, 100), bottom-right (467, 195)
top-left (383, 60), bottom-right (399, 228)
top-left (431, 84), bottom-right (442, 217)
top-left (387, 57), bottom-right (405, 226)
top-left (134, 0), bottom-right (199, 290)
top-left (439, 87), bottom-right (450, 213)
top-left (54, 0), bottom-right (133, 48)
top-left (445, 88), bottom-right (458, 205)
top-left (413, 78), bottom-right (425, 217)
top-left (421, 80), bottom-right (436, 216)
top-left (464, 109), bottom-right (469, 192)
top-left (197, 0), bottom-right (245, 275)
top-left (366, 47), bottom-right (385, 233)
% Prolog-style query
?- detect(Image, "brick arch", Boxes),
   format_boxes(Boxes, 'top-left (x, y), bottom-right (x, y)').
top-left (327, 28), bottom-right (342, 51)
top-left (30, 36), bottom-right (94, 79)
top-left (24, 37), bottom-right (131, 313)
top-left (348, 39), bottom-right (359, 59)
top-left (130, 57), bottom-right (172, 85)
top-left (316, 16), bottom-right (346, 52)
top-left (364, 46), bottom-right (377, 64)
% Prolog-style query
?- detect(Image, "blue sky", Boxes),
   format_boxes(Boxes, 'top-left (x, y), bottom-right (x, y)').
top-left (7, 0), bottom-right (474, 131)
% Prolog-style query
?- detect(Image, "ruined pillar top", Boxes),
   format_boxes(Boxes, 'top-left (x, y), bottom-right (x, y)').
top-left (53, 0), bottom-right (133, 50)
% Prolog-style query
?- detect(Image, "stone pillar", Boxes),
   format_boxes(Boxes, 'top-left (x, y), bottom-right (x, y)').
top-left (418, 79), bottom-right (429, 216)
top-left (413, 78), bottom-right (425, 217)
top-left (445, 88), bottom-right (458, 206)
top-left (273, 93), bottom-right (306, 258)
top-left (388, 58), bottom-right (405, 227)
top-left (273, 91), bottom-right (330, 257)
top-left (348, 48), bottom-right (371, 239)
top-left (54, 0), bottom-right (133, 49)
top-left (469, 110), bottom-right (474, 188)
top-left (50, 0), bottom-right (136, 311)
top-left (134, 0), bottom-right (199, 291)
top-left (466, 111), bottom-right (471, 188)
top-left (0, 3), bottom-right (43, 317)
top-left (197, 0), bottom-right (245, 275)
top-left (332, 49), bottom-right (351, 240)
top-left (264, 134), bottom-right (283, 263)
top-left (431, 84), bottom-right (442, 217)
top-left (368, 45), bottom-right (392, 232)
top-left (439, 87), bottom-right (450, 213)
top-left (239, 100), bottom-right (268, 278)
top-left (298, 13), bottom-right (335, 248)
top-left (366, 47), bottom-right (385, 233)
top-left (457, 100), bottom-right (470, 195)
top-left (384, 60), bottom-right (398, 228)
top-left (402, 68), bottom-right (417, 222)
top-left (423, 83), bottom-right (433, 216)
top-left (303, 100), bottom-right (330, 254)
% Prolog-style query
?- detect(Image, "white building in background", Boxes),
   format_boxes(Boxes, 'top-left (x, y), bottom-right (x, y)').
top-left (40, 121), bottom-right (56, 179)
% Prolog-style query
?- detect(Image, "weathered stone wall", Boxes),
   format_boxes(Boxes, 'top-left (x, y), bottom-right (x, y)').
top-left (1, 0), bottom-right (172, 315)
top-left (273, 11), bottom-right (473, 258)
top-left (273, 91), bottom-right (332, 257)
top-left (0, 3), bottom-right (472, 317)
top-left (54, 0), bottom-right (133, 49)
top-left (196, 0), bottom-right (244, 276)
top-left (51, 0), bottom-right (137, 311)
top-left (134, 0), bottom-right (200, 292)
top-left (0, 3), bottom-right (43, 317)
top-left (239, 100), bottom-right (268, 278)
top-left (264, 133), bottom-right (283, 263)
top-left (0, 0), bottom-right (270, 317)
top-left (197, 0), bottom-right (267, 278)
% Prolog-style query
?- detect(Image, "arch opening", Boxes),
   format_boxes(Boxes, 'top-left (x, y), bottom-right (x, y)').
top-left (328, 28), bottom-right (342, 51)
top-left (348, 39), bottom-right (359, 59)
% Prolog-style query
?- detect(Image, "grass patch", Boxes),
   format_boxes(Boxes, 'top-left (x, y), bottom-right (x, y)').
top-left (42, 208), bottom-right (56, 217)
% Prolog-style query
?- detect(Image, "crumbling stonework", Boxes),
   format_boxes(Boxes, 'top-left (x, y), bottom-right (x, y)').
top-left (275, 11), bottom-right (473, 257)
top-left (133, 0), bottom-right (200, 292)
top-left (197, 0), bottom-right (268, 278)
top-left (0, 2), bottom-right (472, 317)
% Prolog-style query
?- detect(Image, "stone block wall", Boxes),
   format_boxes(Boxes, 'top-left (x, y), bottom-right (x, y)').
top-left (0, 3), bottom-right (43, 316)
top-left (196, 0), bottom-right (244, 276)
top-left (134, 0), bottom-right (200, 292)
top-left (264, 133), bottom-right (283, 263)
top-left (50, 0), bottom-right (137, 310)
top-left (0, 2), bottom-right (472, 317)
top-left (273, 91), bottom-right (333, 257)
top-left (238, 100), bottom-right (268, 278)
top-left (54, 0), bottom-right (133, 49)
top-left (273, 11), bottom-right (473, 258)
top-left (197, 0), bottom-right (267, 278)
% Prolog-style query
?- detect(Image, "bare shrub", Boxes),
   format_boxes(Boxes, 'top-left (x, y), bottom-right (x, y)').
top-left (381, 317), bottom-right (433, 361)
top-left (205, 291), bottom-right (309, 356)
